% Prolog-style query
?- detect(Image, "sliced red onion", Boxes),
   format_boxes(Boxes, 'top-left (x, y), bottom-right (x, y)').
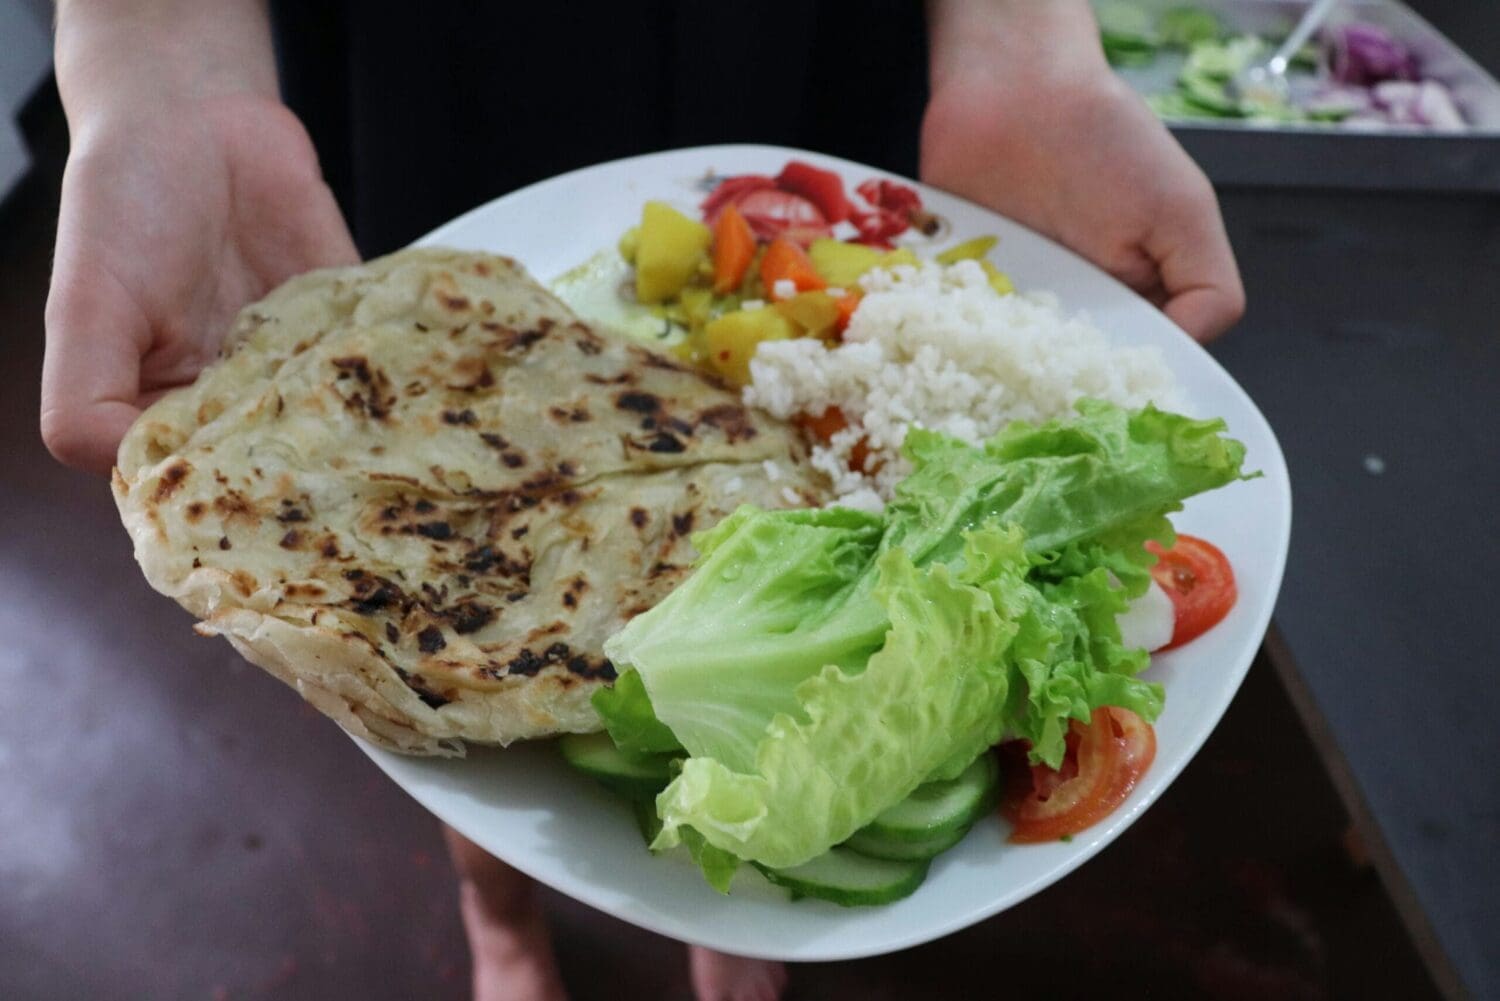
top-left (1304, 84), bottom-right (1375, 117)
top-left (1413, 81), bottom-right (1465, 131)
top-left (1327, 22), bottom-right (1420, 86)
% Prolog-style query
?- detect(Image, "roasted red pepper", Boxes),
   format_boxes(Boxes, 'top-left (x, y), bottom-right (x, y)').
top-left (774, 161), bottom-right (852, 223)
top-left (848, 177), bottom-right (924, 246)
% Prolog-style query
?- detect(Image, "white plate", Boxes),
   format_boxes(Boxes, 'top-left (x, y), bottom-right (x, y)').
top-left (359, 145), bottom-right (1292, 962)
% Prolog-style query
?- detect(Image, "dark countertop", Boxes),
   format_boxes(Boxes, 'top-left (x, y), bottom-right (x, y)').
top-left (1208, 187), bottom-right (1500, 1000)
top-left (1181, 3), bottom-right (1500, 995)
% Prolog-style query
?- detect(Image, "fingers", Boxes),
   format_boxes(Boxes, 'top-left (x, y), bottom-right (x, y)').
top-left (1165, 284), bottom-right (1245, 344)
top-left (293, 180), bottom-right (360, 269)
top-left (249, 166), bottom-right (359, 276)
top-left (441, 825), bottom-right (542, 919)
top-left (217, 99), bottom-right (361, 275)
top-left (1149, 177), bottom-right (1246, 343)
top-left (41, 213), bottom-right (152, 475)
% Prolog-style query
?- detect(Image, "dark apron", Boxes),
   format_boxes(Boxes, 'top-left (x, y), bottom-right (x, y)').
top-left (272, 0), bottom-right (929, 256)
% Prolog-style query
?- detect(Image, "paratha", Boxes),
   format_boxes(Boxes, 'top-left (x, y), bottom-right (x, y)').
top-left (114, 248), bottom-right (826, 756)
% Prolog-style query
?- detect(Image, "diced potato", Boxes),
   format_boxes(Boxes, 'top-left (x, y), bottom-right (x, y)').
top-left (634, 202), bottom-right (711, 304)
top-left (618, 226), bottom-right (640, 264)
top-left (879, 247), bottom-right (920, 269)
top-left (808, 239), bottom-right (884, 287)
top-left (935, 235), bottom-right (998, 265)
top-left (677, 286), bottom-right (716, 331)
top-left (980, 260), bottom-right (1015, 295)
top-left (672, 334), bottom-right (706, 367)
top-left (774, 291), bottom-right (841, 340)
top-left (703, 307), bottom-right (797, 386)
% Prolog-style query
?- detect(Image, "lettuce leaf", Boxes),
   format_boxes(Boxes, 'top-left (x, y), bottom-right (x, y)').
top-left (592, 668), bottom-right (683, 755)
top-left (649, 527), bottom-right (1027, 868)
top-left (600, 402), bottom-right (1246, 874)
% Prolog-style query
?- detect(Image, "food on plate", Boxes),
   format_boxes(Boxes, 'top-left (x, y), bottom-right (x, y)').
top-left (114, 153), bottom-right (1253, 910)
top-left (999, 706), bottom-right (1158, 844)
top-left (112, 248), bottom-right (824, 756)
top-left (591, 165), bottom-right (967, 383)
top-left (581, 167), bottom-right (1174, 515)
top-left (1146, 533), bottom-right (1237, 649)
top-left (594, 401), bottom-right (1247, 893)
top-left (633, 201), bottom-right (712, 304)
top-left (544, 161), bottom-right (1251, 904)
top-left (746, 260), bottom-right (1183, 508)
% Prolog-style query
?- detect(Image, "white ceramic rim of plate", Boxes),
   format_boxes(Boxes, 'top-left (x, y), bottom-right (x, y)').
top-left (347, 144), bottom-right (1292, 961)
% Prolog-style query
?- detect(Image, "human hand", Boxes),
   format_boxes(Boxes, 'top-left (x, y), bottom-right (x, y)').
top-left (42, 0), bottom-right (358, 475)
top-left (922, 0), bottom-right (1244, 342)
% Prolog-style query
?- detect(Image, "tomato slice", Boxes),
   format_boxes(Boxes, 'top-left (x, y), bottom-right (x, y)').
top-left (1000, 707), bottom-right (1157, 843)
top-left (1145, 534), bottom-right (1237, 649)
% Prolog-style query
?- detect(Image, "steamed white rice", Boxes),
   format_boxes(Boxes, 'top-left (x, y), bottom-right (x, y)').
top-left (745, 260), bottom-right (1183, 506)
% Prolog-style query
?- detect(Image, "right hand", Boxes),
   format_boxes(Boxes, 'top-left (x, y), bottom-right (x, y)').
top-left (43, 3), bottom-right (358, 475)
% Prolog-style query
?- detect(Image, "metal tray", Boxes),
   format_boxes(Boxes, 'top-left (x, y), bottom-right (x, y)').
top-left (1101, 0), bottom-right (1500, 191)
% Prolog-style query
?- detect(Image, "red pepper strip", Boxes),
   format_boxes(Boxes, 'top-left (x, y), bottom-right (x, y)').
top-left (847, 209), bottom-right (906, 247)
top-left (855, 178), bottom-right (923, 216)
top-left (848, 178), bottom-right (925, 245)
top-left (775, 161), bottom-right (852, 223)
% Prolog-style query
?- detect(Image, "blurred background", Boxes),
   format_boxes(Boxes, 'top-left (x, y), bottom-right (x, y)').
top-left (2, 1), bottom-right (1496, 998)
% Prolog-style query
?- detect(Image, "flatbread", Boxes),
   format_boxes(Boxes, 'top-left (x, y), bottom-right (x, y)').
top-left (114, 248), bottom-right (826, 755)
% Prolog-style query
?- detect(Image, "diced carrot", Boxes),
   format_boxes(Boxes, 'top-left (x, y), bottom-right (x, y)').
top-left (796, 406), bottom-right (877, 473)
top-left (849, 437), bottom-right (876, 474)
top-left (833, 291), bottom-right (861, 336)
top-left (760, 237), bottom-right (827, 300)
top-left (797, 406), bottom-right (848, 443)
top-left (711, 203), bottom-right (756, 295)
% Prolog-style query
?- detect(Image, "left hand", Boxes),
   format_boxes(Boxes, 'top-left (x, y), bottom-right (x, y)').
top-left (921, 0), bottom-right (1245, 342)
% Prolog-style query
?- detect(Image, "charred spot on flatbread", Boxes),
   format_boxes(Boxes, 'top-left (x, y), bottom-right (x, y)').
top-left (113, 248), bottom-right (826, 756)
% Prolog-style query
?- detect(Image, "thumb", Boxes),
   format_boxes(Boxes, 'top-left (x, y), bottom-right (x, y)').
top-left (280, 176), bottom-right (360, 272)
top-left (41, 238), bottom-right (151, 476)
top-left (1149, 179), bottom-right (1246, 343)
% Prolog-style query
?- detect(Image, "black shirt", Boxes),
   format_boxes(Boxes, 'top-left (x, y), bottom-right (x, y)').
top-left (272, 1), bottom-right (929, 256)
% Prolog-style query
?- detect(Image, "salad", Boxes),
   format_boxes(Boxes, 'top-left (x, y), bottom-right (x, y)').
top-left (1098, 2), bottom-right (1468, 130)
top-left (552, 162), bottom-right (1249, 906)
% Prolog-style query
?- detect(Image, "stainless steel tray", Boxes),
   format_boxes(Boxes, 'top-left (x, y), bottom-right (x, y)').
top-left (1099, 0), bottom-right (1500, 191)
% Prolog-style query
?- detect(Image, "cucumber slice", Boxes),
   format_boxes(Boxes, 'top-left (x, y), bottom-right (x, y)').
top-left (755, 848), bottom-right (929, 907)
top-left (861, 753), bottom-right (999, 843)
top-left (558, 732), bottom-right (675, 801)
top-left (843, 822), bottom-right (968, 862)
top-left (631, 798), bottom-right (663, 846)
